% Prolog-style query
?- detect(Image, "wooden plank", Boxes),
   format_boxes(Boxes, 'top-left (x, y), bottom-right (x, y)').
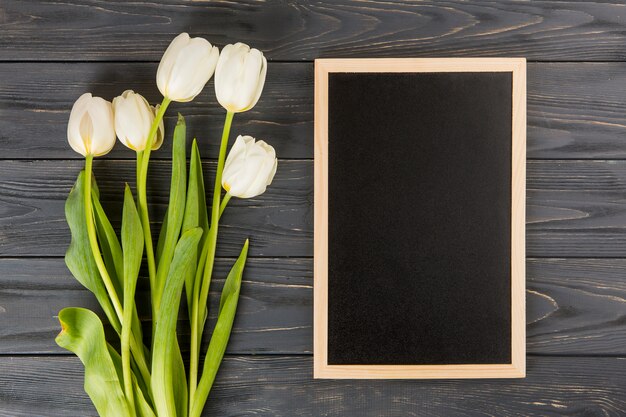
top-left (0, 159), bottom-right (312, 257)
top-left (0, 257), bottom-right (312, 355)
top-left (527, 160), bottom-right (626, 257)
top-left (527, 258), bottom-right (626, 354)
top-left (1, 257), bottom-right (624, 356)
top-left (0, 62), bottom-right (314, 160)
top-left (528, 63), bottom-right (626, 159)
top-left (3, 1), bottom-right (626, 62)
top-left (7, 160), bottom-right (626, 257)
top-left (4, 62), bottom-right (626, 160)
top-left (0, 355), bottom-right (623, 417)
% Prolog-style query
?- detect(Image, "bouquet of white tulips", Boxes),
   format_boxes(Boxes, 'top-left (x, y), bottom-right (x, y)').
top-left (56, 33), bottom-right (277, 417)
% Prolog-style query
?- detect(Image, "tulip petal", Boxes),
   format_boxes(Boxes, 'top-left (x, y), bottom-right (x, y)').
top-left (157, 33), bottom-right (190, 98)
top-left (67, 93), bottom-right (115, 157)
top-left (87, 97), bottom-right (116, 156)
top-left (236, 49), bottom-right (264, 111)
top-left (67, 93), bottom-right (94, 156)
top-left (248, 55), bottom-right (268, 111)
top-left (113, 91), bottom-right (155, 151)
top-left (189, 45), bottom-right (219, 96)
top-left (215, 43), bottom-right (266, 113)
top-left (221, 135), bottom-right (277, 198)
top-left (78, 112), bottom-right (94, 153)
top-left (166, 38), bottom-right (216, 102)
top-left (241, 149), bottom-right (275, 198)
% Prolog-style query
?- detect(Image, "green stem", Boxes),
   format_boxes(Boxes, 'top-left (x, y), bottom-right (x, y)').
top-left (106, 307), bottom-right (152, 402)
top-left (136, 98), bottom-right (171, 316)
top-left (122, 267), bottom-right (137, 413)
top-left (188, 111), bottom-right (233, 408)
top-left (86, 156), bottom-right (139, 413)
top-left (85, 156), bottom-right (152, 402)
top-left (84, 155), bottom-right (123, 321)
top-left (220, 193), bottom-right (231, 217)
top-left (121, 321), bottom-right (135, 414)
top-left (187, 194), bottom-right (230, 406)
top-left (136, 150), bottom-right (143, 192)
top-left (129, 336), bottom-right (152, 398)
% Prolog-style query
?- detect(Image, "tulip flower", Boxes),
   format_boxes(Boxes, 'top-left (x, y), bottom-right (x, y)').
top-left (142, 31), bottom-right (219, 290)
top-left (67, 93), bottom-right (116, 157)
top-left (215, 43), bottom-right (267, 113)
top-left (222, 135), bottom-right (278, 198)
top-left (156, 32), bottom-right (219, 102)
top-left (59, 33), bottom-right (276, 417)
top-left (112, 90), bottom-right (164, 151)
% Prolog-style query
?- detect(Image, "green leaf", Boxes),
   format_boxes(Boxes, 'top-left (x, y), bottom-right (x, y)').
top-left (92, 187), bottom-right (123, 295)
top-left (156, 209), bottom-right (169, 263)
top-left (182, 139), bottom-right (209, 318)
top-left (55, 307), bottom-right (132, 417)
top-left (121, 184), bottom-right (143, 311)
top-left (191, 239), bottom-right (249, 417)
top-left (155, 113), bottom-right (188, 311)
top-left (121, 184), bottom-right (144, 412)
top-left (108, 345), bottom-right (156, 417)
top-left (171, 336), bottom-right (188, 417)
top-left (152, 227), bottom-right (203, 417)
top-left (183, 139), bottom-right (209, 234)
top-left (64, 172), bottom-right (119, 330)
top-left (92, 185), bottom-right (144, 344)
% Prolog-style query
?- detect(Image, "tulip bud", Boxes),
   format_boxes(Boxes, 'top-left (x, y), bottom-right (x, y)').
top-left (215, 43), bottom-right (267, 113)
top-left (222, 135), bottom-right (277, 198)
top-left (156, 32), bottom-right (220, 102)
top-left (112, 90), bottom-right (164, 151)
top-left (67, 93), bottom-right (116, 157)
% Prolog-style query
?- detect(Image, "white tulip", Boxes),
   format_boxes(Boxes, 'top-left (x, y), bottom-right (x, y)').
top-left (157, 32), bottom-right (220, 102)
top-left (222, 135), bottom-right (277, 198)
top-left (67, 93), bottom-right (116, 157)
top-left (215, 43), bottom-right (267, 113)
top-left (112, 90), bottom-right (164, 151)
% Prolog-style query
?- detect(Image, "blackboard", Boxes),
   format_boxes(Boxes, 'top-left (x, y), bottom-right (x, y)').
top-left (314, 59), bottom-right (526, 379)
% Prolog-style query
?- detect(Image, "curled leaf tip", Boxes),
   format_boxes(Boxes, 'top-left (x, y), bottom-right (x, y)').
top-left (177, 113), bottom-right (185, 124)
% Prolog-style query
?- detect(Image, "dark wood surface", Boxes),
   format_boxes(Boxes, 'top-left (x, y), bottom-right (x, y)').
top-left (1, 356), bottom-right (624, 417)
top-left (6, 62), bottom-right (626, 160)
top-left (4, 1), bottom-right (626, 62)
top-left (1, 1), bottom-right (625, 416)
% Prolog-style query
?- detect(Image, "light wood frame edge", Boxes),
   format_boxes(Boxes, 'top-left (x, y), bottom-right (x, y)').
top-left (314, 58), bottom-right (526, 379)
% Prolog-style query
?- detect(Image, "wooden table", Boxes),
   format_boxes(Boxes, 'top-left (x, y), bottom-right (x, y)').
top-left (0, 1), bottom-right (625, 416)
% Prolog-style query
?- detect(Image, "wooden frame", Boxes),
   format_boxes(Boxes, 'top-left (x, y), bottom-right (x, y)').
top-left (314, 58), bottom-right (526, 379)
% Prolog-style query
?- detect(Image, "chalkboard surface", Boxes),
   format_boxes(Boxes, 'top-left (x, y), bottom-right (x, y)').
top-left (314, 59), bottom-right (526, 379)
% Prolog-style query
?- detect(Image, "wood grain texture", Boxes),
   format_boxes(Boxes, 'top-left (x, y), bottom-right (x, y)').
top-left (0, 62), bottom-right (313, 160)
top-left (526, 258), bottom-right (626, 355)
top-left (6, 62), bottom-right (626, 160)
top-left (4, 1), bottom-right (626, 62)
top-left (0, 257), bottom-right (312, 355)
top-left (526, 160), bottom-right (626, 257)
top-left (1, 257), bottom-right (624, 356)
top-left (0, 0), bottom-right (624, 414)
top-left (7, 160), bottom-right (626, 257)
top-left (0, 159), bottom-right (312, 257)
top-left (0, 355), bottom-right (624, 417)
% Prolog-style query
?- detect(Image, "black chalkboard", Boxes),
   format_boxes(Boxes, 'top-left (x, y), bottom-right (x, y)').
top-left (314, 59), bottom-right (526, 379)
